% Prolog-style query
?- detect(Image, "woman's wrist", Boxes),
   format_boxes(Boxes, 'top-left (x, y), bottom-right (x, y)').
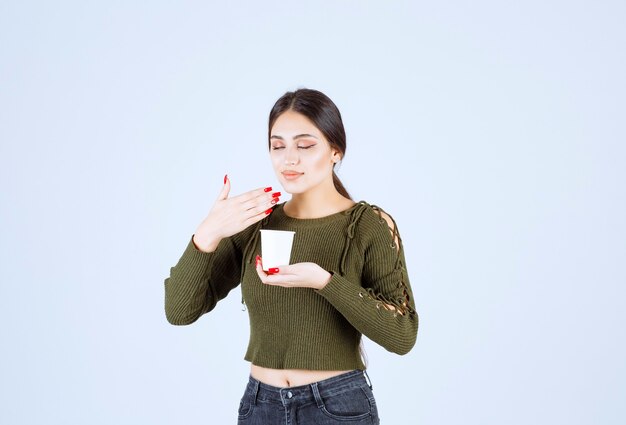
top-left (192, 233), bottom-right (221, 253)
top-left (317, 271), bottom-right (333, 290)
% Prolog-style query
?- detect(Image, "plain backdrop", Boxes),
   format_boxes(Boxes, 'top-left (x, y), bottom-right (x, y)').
top-left (1, 1), bottom-right (624, 424)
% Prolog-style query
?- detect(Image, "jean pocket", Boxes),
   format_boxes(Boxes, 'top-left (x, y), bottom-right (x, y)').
top-left (237, 394), bottom-right (255, 420)
top-left (361, 383), bottom-right (378, 407)
top-left (319, 384), bottom-right (374, 421)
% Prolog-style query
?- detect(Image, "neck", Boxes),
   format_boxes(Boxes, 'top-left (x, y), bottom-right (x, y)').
top-left (285, 178), bottom-right (352, 219)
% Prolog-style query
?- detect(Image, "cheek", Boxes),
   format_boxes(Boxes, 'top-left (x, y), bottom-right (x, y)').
top-left (269, 151), bottom-right (282, 168)
top-left (310, 151), bottom-right (332, 171)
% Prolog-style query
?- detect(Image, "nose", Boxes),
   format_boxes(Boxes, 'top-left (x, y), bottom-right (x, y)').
top-left (284, 146), bottom-right (299, 166)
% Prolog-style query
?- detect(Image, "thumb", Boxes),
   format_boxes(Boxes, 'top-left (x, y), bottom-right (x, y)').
top-left (216, 174), bottom-right (230, 201)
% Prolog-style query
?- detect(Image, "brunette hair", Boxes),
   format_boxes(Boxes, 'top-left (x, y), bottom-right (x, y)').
top-left (268, 88), bottom-right (351, 200)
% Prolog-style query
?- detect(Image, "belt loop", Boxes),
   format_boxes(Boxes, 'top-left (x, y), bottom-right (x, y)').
top-left (363, 369), bottom-right (373, 390)
top-left (250, 378), bottom-right (260, 406)
top-left (310, 382), bottom-right (324, 409)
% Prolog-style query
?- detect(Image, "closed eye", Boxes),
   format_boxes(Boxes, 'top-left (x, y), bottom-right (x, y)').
top-left (271, 144), bottom-right (316, 150)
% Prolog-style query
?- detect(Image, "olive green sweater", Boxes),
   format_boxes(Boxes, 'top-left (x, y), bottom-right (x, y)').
top-left (164, 201), bottom-right (418, 370)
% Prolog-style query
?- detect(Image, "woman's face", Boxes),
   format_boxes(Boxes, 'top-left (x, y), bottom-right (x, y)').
top-left (269, 110), bottom-right (340, 195)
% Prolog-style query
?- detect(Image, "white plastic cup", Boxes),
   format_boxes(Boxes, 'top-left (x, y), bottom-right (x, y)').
top-left (260, 229), bottom-right (295, 271)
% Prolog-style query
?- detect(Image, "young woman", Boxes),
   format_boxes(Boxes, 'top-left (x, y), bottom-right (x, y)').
top-left (164, 88), bottom-right (418, 424)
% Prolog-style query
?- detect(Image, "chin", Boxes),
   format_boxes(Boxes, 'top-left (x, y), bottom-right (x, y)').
top-left (281, 185), bottom-right (305, 195)
top-left (278, 178), bottom-right (306, 194)
top-left (281, 176), bottom-right (329, 195)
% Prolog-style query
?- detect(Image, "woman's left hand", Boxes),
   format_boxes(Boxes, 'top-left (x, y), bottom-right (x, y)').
top-left (255, 255), bottom-right (332, 290)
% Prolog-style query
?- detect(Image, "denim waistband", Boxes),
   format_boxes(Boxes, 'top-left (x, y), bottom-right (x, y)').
top-left (244, 369), bottom-right (373, 407)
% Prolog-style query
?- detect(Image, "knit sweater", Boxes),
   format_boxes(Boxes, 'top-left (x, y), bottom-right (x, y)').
top-left (164, 201), bottom-right (418, 370)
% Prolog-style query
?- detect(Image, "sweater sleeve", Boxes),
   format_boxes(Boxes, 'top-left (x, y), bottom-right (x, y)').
top-left (164, 233), bottom-right (242, 325)
top-left (316, 209), bottom-right (418, 355)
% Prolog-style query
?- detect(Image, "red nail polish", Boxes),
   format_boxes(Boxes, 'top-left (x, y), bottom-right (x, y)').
top-left (271, 192), bottom-right (281, 198)
top-left (268, 268), bottom-right (279, 274)
top-left (224, 174), bottom-right (228, 184)
top-left (264, 187), bottom-right (272, 192)
top-left (264, 208), bottom-right (273, 215)
top-left (255, 255), bottom-right (260, 266)
top-left (271, 198), bottom-right (278, 205)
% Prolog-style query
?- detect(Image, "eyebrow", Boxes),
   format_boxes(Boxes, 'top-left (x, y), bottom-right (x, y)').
top-left (270, 134), bottom-right (319, 140)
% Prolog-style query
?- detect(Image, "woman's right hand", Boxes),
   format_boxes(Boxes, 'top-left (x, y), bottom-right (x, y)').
top-left (192, 175), bottom-right (281, 252)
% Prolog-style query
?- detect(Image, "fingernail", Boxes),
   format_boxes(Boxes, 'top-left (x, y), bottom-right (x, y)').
top-left (271, 192), bottom-right (281, 198)
top-left (224, 174), bottom-right (228, 184)
top-left (268, 268), bottom-right (279, 274)
top-left (255, 255), bottom-right (260, 266)
top-left (264, 208), bottom-right (273, 215)
top-left (271, 198), bottom-right (278, 205)
top-left (264, 187), bottom-right (272, 192)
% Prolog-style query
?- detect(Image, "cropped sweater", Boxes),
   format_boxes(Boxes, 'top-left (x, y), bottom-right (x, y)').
top-left (164, 201), bottom-right (418, 370)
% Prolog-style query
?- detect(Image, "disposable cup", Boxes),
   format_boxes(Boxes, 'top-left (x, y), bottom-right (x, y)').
top-left (260, 229), bottom-right (295, 271)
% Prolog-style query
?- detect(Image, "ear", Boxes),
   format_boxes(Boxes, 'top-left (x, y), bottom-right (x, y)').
top-left (331, 149), bottom-right (342, 164)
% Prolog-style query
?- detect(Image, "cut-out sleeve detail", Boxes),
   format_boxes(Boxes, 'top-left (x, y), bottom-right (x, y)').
top-left (366, 205), bottom-right (415, 316)
top-left (317, 203), bottom-right (418, 355)
top-left (318, 271), bottom-right (418, 355)
top-left (163, 233), bottom-right (243, 325)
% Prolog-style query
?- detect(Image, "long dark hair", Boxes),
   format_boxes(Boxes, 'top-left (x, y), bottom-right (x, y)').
top-left (268, 88), bottom-right (351, 200)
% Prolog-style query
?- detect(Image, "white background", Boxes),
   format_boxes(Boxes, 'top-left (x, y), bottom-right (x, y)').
top-left (1, 1), bottom-right (624, 424)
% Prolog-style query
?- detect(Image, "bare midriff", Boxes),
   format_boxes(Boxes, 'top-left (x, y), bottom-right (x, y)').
top-left (250, 364), bottom-right (353, 388)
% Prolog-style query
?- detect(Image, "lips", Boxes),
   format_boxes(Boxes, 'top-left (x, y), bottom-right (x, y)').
top-left (282, 170), bottom-right (303, 180)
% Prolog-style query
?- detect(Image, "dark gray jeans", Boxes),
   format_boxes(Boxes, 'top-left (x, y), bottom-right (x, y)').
top-left (237, 369), bottom-right (380, 424)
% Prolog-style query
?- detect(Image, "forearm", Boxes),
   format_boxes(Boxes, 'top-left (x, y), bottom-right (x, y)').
top-left (316, 272), bottom-right (418, 355)
top-left (164, 235), bottom-right (218, 325)
top-left (192, 232), bottom-right (223, 253)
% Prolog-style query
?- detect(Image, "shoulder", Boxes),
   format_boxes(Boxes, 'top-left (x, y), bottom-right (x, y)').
top-left (375, 208), bottom-right (396, 230)
top-left (353, 201), bottom-right (402, 249)
top-left (356, 201), bottom-right (399, 227)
